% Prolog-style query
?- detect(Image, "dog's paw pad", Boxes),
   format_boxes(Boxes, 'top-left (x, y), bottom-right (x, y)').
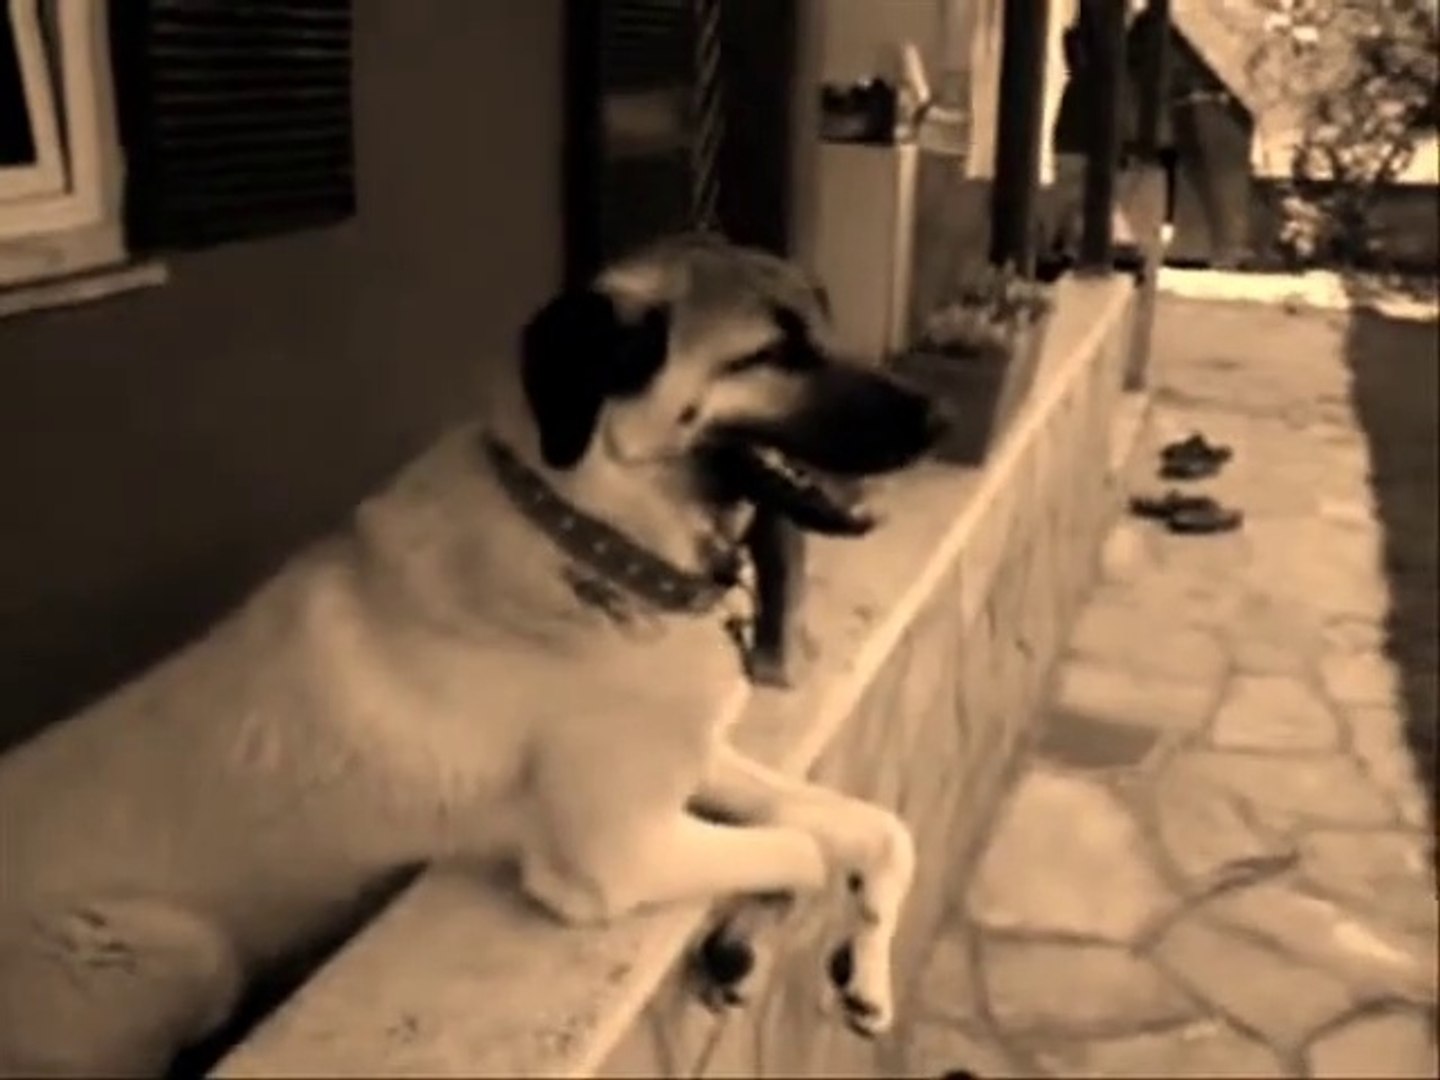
top-left (698, 927), bottom-right (756, 987)
top-left (697, 979), bottom-right (748, 1013)
top-left (826, 941), bottom-right (893, 1036)
top-left (694, 927), bottom-right (760, 1010)
top-left (840, 991), bottom-right (891, 1038)
top-left (841, 991), bottom-right (879, 1019)
top-left (827, 942), bottom-right (854, 989)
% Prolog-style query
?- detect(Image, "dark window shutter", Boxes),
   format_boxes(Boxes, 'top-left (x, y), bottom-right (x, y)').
top-left (565, 0), bottom-right (697, 281)
top-left (110, 0), bottom-right (355, 252)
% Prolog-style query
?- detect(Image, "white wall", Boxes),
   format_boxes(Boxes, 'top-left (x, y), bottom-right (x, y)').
top-left (802, 0), bottom-right (1076, 181)
top-left (790, 0), bottom-right (1082, 267)
top-left (816, 0), bottom-right (944, 84)
top-left (792, 0), bottom-right (949, 261)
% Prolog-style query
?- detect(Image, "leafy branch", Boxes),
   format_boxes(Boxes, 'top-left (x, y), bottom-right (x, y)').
top-left (1248, 0), bottom-right (1438, 267)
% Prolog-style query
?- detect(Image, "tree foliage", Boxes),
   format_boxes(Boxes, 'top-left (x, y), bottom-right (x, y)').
top-left (1247, 0), bottom-right (1438, 266)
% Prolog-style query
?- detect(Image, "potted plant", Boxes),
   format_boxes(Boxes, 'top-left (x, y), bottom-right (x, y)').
top-left (892, 263), bottom-right (1055, 465)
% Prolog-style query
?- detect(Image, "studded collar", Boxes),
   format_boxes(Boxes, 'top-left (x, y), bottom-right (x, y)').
top-left (483, 435), bottom-right (742, 616)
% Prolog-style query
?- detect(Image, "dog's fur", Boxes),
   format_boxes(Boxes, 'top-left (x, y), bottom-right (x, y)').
top-left (0, 236), bottom-right (941, 1076)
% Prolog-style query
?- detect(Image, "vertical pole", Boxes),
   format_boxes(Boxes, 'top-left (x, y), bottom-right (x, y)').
top-left (1135, 0), bottom-right (1171, 161)
top-left (988, 0), bottom-right (1051, 275)
top-left (1124, 0), bottom-right (1173, 389)
top-left (1079, 0), bottom-right (1127, 272)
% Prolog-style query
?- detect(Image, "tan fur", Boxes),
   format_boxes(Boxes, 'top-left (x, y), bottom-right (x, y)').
top-left (0, 238), bottom-right (921, 1074)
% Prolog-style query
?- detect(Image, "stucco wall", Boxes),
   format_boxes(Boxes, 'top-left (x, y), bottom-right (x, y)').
top-left (0, 0), bottom-right (563, 753)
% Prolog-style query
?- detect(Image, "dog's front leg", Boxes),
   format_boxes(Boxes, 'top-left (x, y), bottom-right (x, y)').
top-left (520, 811), bottom-right (830, 925)
top-left (518, 743), bottom-right (832, 928)
top-left (689, 745), bottom-right (915, 1037)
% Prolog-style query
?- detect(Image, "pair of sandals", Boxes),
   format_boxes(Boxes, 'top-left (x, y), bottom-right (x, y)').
top-left (1129, 433), bottom-right (1244, 534)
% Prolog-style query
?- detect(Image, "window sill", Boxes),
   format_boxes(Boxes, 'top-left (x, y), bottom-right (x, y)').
top-left (0, 255), bottom-right (169, 321)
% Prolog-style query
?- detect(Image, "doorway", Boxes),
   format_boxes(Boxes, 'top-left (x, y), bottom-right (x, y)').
top-left (561, 0), bottom-right (799, 284)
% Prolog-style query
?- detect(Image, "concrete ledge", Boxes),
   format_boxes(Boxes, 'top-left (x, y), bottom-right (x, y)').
top-left (0, 259), bottom-right (169, 321)
top-left (214, 275), bottom-right (1140, 1079)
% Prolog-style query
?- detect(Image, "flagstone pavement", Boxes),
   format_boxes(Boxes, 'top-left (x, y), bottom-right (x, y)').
top-left (903, 299), bottom-right (1439, 1078)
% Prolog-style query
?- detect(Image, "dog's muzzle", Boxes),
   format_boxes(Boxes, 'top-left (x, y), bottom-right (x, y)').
top-left (704, 366), bottom-right (947, 536)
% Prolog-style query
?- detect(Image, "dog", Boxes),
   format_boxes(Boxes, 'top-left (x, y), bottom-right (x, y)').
top-left (0, 235), bottom-right (945, 1076)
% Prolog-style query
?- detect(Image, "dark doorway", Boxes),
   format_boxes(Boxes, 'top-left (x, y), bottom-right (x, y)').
top-left (716, 0), bottom-right (797, 254)
top-left (561, 0), bottom-right (798, 285)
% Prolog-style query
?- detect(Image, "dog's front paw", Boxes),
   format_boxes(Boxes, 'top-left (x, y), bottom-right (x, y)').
top-left (691, 894), bottom-right (792, 1010)
top-left (825, 939), bottom-right (894, 1038)
top-left (694, 925), bottom-right (757, 1010)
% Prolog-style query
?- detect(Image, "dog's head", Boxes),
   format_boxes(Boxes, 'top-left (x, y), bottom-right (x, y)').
top-left (519, 235), bottom-right (946, 536)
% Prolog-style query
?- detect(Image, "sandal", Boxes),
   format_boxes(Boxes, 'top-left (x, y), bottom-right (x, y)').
top-left (1160, 454), bottom-right (1224, 480)
top-left (1159, 432), bottom-right (1232, 480)
top-left (1128, 490), bottom-right (1215, 521)
top-left (1130, 490), bottom-right (1245, 534)
top-left (1162, 432), bottom-right (1233, 462)
top-left (1167, 499), bottom-right (1244, 535)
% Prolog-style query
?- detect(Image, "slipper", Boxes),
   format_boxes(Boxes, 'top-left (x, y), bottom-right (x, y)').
top-left (1130, 490), bottom-right (1245, 534)
top-left (1128, 490), bottom-right (1215, 521)
top-left (1160, 433), bottom-right (1232, 479)
top-left (1161, 432), bottom-right (1233, 462)
top-left (1159, 453), bottom-right (1225, 480)
top-left (1167, 500), bottom-right (1244, 534)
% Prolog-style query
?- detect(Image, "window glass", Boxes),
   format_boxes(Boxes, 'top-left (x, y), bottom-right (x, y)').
top-left (0, 12), bottom-right (37, 167)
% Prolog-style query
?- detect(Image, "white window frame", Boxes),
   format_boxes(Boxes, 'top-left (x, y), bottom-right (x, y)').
top-left (0, 0), bottom-right (127, 291)
top-left (0, 0), bottom-right (67, 202)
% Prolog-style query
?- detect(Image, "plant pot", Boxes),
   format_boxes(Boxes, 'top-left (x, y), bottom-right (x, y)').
top-left (891, 313), bottom-right (1049, 465)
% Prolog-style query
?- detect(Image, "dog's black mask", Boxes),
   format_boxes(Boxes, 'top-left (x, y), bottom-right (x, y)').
top-left (713, 308), bottom-right (945, 476)
top-left (520, 288), bottom-right (945, 534)
top-left (521, 289), bottom-right (669, 470)
top-left (699, 308), bottom-right (946, 534)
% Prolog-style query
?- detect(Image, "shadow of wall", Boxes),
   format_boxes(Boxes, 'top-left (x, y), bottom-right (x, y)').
top-left (1343, 304), bottom-right (1440, 831)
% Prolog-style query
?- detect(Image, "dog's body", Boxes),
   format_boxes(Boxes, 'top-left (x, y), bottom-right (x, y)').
top-left (0, 237), bottom-right (942, 1076)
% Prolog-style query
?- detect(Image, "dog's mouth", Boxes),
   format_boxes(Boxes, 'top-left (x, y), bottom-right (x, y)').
top-left (697, 363), bottom-right (945, 535)
top-left (703, 442), bottom-right (878, 536)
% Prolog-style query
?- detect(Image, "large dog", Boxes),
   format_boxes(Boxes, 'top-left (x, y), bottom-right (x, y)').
top-left (0, 236), bottom-right (944, 1076)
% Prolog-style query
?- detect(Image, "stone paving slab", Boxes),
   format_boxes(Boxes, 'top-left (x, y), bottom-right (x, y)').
top-left (904, 298), bottom-right (1438, 1078)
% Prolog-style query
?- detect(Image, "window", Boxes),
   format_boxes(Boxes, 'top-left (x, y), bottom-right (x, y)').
top-left (1, 0), bottom-right (65, 203)
top-left (112, 0), bottom-right (356, 253)
top-left (0, 0), bottom-right (125, 289)
top-left (1, 0), bottom-right (355, 296)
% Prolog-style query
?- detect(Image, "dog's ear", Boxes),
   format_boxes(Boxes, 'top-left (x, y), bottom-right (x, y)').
top-left (520, 289), bottom-right (670, 469)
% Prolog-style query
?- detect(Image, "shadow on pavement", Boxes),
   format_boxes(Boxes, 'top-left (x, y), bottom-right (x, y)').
top-left (1342, 305), bottom-right (1439, 831)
